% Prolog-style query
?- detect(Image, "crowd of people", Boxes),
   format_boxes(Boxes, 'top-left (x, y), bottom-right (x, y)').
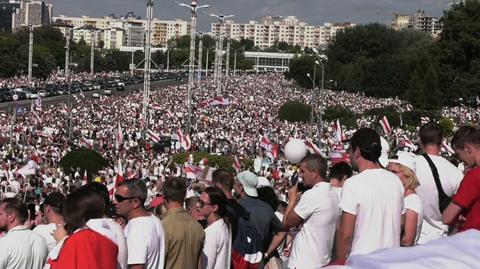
top-left (0, 73), bottom-right (479, 269)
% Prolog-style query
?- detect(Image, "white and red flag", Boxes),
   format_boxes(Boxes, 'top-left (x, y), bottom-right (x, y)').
top-left (402, 136), bottom-right (417, 151)
top-left (116, 122), bottom-right (123, 149)
top-left (232, 156), bottom-right (242, 173)
top-left (182, 134), bottom-right (192, 151)
top-left (146, 129), bottom-right (161, 143)
top-left (259, 135), bottom-right (273, 151)
top-left (442, 140), bottom-right (455, 155)
top-left (152, 104), bottom-right (162, 111)
top-left (16, 160), bottom-right (38, 176)
top-left (333, 119), bottom-right (345, 142)
top-left (82, 170), bottom-right (88, 186)
top-left (379, 116), bottom-right (392, 135)
top-left (80, 137), bottom-right (94, 149)
top-left (304, 140), bottom-right (322, 156)
top-left (184, 165), bottom-right (203, 179)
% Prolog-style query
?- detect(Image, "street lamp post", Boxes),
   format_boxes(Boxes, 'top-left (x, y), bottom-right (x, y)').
top-left (176, 0), bottom-right (209, 135)
top-left (28, 25), bottom-right (33, 84)
top-left (210, 13), bottom-right (234, 95)
top-left (225, 39), bottom-right (230, 77)
top-left (197, 33), bottom-right (204, 85)
top-left (142, 0), bottom-right (154, 126)
top-left (232, 46), bottom-right (244, 76)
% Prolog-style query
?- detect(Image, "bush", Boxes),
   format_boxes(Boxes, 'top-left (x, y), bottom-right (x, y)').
top-left (279, 101), bottom-right (312, 123)
top-left (402, 109), bottom-right (441, 127)
top-left (323, 106), bottom-right (358, 128)
top-left (59, 148), bottom-right (108, 180)
top-left (172, 152), bottom-right (236, 174)
top-left (439, 117), bottom-right (455, 137)
top-left (363, 106), bottom-right (402, 128)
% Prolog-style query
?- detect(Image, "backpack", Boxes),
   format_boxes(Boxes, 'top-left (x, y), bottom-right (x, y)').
top-left (231, 213), bottom-right (263, 269)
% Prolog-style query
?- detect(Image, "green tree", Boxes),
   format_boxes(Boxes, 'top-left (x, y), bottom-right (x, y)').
top-left (59, 148), bottom-right (108, 179)
top-left (437, 0), bottom-right (480, 105)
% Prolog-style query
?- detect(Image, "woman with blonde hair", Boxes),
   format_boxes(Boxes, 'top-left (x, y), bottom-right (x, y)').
top-left (388, 151), bottom-right (424, 246)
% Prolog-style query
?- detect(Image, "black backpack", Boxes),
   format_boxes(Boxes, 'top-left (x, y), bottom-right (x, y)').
top-left (422, 153), bottom-right (452, 213)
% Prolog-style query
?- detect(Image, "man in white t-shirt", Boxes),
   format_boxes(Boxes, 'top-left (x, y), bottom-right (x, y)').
top-left (0, 198), bottom-right (48, 269)
top-left (414, 123), bottom-right (463, 244)
top-left (336, 128), bottom-right (404, 263)
top-left (33, 192), bottom-right (65, 252)
top-left (114, 180), bottom-right (165, 269)
top-left (284, 154), bottom-right (341, 268)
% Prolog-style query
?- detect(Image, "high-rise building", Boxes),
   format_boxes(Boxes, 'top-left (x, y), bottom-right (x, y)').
top-left (10, 0), bottom-right (52, 31)
top-left (211, 15), bottom-right (355, 49)
top-left (53, 15), bottom-right (190, 49)
top-left (391, 10), bottom-right (442, 37)
top-left (0, 0), bottom-right (20, 32)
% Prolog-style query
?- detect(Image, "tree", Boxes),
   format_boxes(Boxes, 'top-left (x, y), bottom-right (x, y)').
top-left (437, 0), bottom-right (480, 105)
top-left (59, 148), bottom-right (108, 178)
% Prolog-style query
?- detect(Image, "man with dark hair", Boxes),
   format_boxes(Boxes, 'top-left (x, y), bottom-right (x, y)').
top-left (283, 154), bottom-right (340, 268)
top-left (329, 162), bottom-right (353, 200)
top-left (335, 128), bottom-right (404, 263)
top-left (162, 177), bottom-right (204, 269)
top-left (33, 192), bottom-right (65, 251)
top-left (414, 122), bottom-right (463, 244)
top-left (0, 198), bottom-right (48, 269)
top-left (114, 180), bottom-right (165, 269)
top-left (443, 126), bottom-right (480, 231)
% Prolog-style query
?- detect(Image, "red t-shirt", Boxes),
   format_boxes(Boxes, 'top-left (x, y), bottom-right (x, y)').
top-left (452, 167), bottom-right (480, 231)
top-left (49, 229), bottom-right (118, 269)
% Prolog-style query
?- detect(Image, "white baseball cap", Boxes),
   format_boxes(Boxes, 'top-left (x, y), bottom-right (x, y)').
top-left (388, 151), bottom-right (416, 172)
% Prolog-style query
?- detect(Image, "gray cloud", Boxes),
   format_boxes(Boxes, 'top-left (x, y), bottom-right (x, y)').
top-left (49, 0), bottom-right (450, 31)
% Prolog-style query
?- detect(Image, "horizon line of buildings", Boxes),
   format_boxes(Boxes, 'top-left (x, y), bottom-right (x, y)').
top-left (0, 1), bottom-right (444, 50)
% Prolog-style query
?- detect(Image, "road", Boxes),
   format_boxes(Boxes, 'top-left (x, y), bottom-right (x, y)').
top-left (0, 79), bottom-right (183, 112)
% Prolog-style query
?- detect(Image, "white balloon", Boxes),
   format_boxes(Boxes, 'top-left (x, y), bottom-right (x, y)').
top-left (285, 139), bottom-right (307, 164)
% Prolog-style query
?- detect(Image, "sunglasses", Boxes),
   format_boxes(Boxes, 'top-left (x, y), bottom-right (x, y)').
top-left (198, 199), bottom-right (212, 208)
top-left (114, 194), bottom-right (137, 203)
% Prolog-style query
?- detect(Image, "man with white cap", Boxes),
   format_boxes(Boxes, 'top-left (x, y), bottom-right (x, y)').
top-left (234, 171), bottom-right (285, 264)
top-left (388, 151), bottom-right (423, 246)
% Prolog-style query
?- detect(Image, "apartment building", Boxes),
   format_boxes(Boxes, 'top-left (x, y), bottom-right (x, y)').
top-left (391, 10), bottom-right (442, 37)
top-left (211, 15), bottom-right (355, 49)
top-left (52, 15), bottom-right (190, 49)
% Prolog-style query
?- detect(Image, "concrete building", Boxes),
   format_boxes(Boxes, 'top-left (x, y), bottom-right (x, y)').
top-left (11, 0), bottom-right (52, 31)
top-left (244, 51), bottom-right (294, 72)
top-left (391, 10), bottom-right (442, 37)
top-left (211, 15), bottom-right (355, 50)
top-left (0, 0), bottom-right (20, 32)
top-left (52, 15), bottom-right (190, 49)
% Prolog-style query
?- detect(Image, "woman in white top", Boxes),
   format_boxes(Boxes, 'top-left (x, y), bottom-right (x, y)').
top-left (388, 151), bottom-right (424, 247)
top-left (198, 187), bottom-right (232, 269)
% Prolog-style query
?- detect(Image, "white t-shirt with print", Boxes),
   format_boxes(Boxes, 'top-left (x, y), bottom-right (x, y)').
top-left (341, 168), bottom-right (404, 256)
top-left (414, 154), bottom-right (463, 244)
top-left (124, 214), bottom-right (165, 269)
top-left (404, 193), bottom-right (423, 245)
top-left (288, 182), bottom-right (341, 268)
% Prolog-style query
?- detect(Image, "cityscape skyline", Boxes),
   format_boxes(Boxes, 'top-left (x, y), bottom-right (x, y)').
top-left (49, 0), bottom-right (450, 31)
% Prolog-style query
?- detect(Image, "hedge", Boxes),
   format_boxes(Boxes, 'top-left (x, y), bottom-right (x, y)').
top-left (323, 106), bottom-right (358, 128)
top-left (278, 101), bottom-right (313, 123)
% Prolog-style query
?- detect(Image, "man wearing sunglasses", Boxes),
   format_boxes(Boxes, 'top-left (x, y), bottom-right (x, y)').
top-left (114, 180), bottom-right (165, 269)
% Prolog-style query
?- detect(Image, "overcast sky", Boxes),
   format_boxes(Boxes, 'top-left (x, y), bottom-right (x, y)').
top-left (50, 0), bottom-right (451, 31)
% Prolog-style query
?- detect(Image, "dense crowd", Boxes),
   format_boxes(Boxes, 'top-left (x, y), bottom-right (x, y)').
top-left (0, 73), bottom-right (479, 269)
top-left (0, 71), bottom-right (121, 88)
